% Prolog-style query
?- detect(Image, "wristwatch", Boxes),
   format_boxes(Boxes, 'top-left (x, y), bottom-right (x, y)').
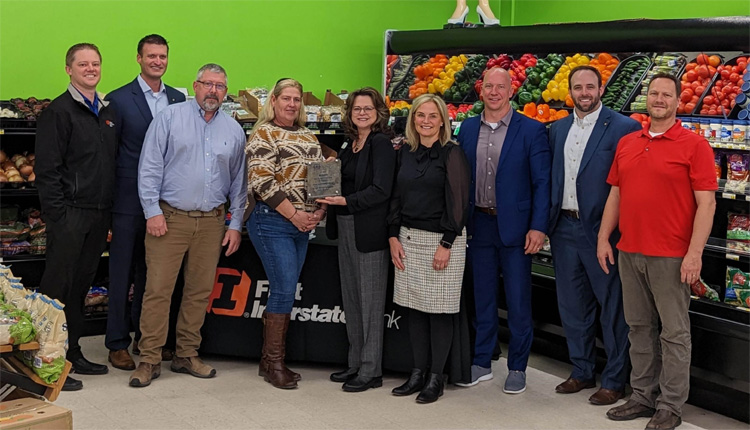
top-left (440, 240), bottom-right (452, 249)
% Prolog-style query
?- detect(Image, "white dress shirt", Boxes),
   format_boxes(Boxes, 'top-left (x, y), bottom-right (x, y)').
top-left (562, 103), bottom-right (603, 211)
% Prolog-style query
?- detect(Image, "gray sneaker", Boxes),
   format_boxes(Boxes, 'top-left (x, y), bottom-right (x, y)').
top-left (455, 365), bottom-right (493, 387)
top-left (503, 370), bottom-right (526, 394)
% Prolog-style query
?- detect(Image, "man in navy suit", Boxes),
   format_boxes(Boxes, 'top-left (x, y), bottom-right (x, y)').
top-left (548, 65), bottom-right (640, 405)
top-left (456, 67), bottom-right (550, 394)
top-left (104, 34), bottom-right (186, 370)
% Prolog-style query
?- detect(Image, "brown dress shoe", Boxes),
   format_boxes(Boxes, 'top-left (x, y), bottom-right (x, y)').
top-left (129, 362), bottom-right (161, 387)
top-left (171, 356), bottom-right (216, 378)
top-left (555, 377), bottom-right (596, 394)
top-left (161, 349), bottom-right (174, 361)
top-left (607, 399), bottom-right (656, 421)
top-left (646, 409), bottom-right (682, 429)
top-left (108, 349), bottom-right (136, 371)
top-left (589, 388), bottom-right (625, 405)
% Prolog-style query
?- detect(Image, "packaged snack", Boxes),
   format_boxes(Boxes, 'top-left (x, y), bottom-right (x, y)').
top-left (726, 267), bottom-right (750, 306)
top-left (714, 151), bottom-right (723, 181)
top-left (305, 105), bottom-right (321, 122)
top-left (727, 213), bottom-right (750, 253)
top-left (690, 278), bottom-right (720, 302)
top-left (725, 153), bottom-right (749, 193)
top-left (738, 289), bottom-right (750, 308)
top-left (321, 106), bottom-right (342, 123)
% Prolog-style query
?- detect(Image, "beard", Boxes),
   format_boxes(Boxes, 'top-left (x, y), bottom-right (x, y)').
top-left (201, 95), bottom-right (221, 112)
top-left (573, 95), bottom-right (600, 113)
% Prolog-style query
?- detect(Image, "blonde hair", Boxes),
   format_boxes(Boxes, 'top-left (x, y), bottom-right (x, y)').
top-left (404, 94), bottom-right (453, 152)
top-left (251, 79), bottom-right (306, 137)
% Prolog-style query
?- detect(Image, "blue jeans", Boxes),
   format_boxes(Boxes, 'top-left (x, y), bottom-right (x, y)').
top-left (247, 202), bottom-right (309, 314)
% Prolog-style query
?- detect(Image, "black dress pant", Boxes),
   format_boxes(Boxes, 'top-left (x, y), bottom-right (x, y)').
top-left (38, 206), bottom-right (110, 359)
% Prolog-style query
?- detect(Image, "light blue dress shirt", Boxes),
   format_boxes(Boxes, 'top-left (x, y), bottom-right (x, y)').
top-left (136, 74), bottom-right (168, 117)
top-left (138, 98), bottom-right (247, 231)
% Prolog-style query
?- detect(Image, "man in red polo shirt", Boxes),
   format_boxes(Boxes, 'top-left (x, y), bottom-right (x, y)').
top-left (596, 72), bottom-right (717, 430)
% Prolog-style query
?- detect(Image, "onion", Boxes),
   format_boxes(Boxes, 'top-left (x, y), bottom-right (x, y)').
top-left (0, 151), bottom-right (6, 163)
top-left (28, 172), bottom-right (35, 182)
top-left (19, 164), bottom-right (33, 176)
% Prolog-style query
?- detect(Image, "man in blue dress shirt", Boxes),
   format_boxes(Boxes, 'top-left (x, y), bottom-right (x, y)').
top-left (129, 63), bottom-right (247, 387)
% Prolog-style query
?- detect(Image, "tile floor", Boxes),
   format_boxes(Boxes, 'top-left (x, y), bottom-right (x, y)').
top-left (50, 336), bottom-right (746, 430)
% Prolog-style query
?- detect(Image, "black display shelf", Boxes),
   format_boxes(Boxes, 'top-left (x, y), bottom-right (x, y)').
top-left (0, 186), bottom-right (38, 196)
top-left (387, 16), bottom-right (750, 56)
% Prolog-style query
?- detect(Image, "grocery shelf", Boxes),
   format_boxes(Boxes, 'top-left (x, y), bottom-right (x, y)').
top-left (0, 128), bottom-right (36, 136)
top-left (709, 139), bottom-right (750, 151)
top-left (0, 251), bottom-right (110, 264)
top-left (0, 186), bottom-right (37, 196)
top-left (704, 237), bottom-right (750, 263)
top-left (717, 179), bottom-right (750, 201)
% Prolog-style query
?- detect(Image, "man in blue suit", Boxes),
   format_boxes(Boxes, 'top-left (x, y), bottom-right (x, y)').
top-left (104, 34), bottom-right (185, 370)
top-left (456, 67), bottom-right (550, 394)
top-left (548, 65), bottom-right (640, 405)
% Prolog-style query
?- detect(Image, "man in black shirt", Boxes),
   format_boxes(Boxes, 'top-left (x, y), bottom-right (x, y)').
top-left (35, 43), bottom-right (118, 391)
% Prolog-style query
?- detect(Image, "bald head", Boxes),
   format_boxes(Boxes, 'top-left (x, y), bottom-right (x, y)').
top-left (481, 67), bottom-right (513, 118)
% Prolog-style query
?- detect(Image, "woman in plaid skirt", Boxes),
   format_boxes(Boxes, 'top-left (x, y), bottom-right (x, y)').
top-left (387, 94), bottom-right (471, 403)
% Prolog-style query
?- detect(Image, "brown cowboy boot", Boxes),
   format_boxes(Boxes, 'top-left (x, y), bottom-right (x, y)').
top-left (261, 312), bottom-right (297, 389)
top-left (280, 312), bottom-right (301, 381)
top-left (258, 311), bottom-right (301, 381)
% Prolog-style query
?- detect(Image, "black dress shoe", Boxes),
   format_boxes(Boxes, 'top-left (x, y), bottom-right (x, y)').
top-left (330, 367), bottom-right (358, 383)
top-left (62, 376), bottom-right (83, 391)
top-left (392, 368), bottom-right (425, 396)
top-left (343, 376), bottom-right (383, 392)
top-left (70, 356), bottom-right (109, 375)
top-left (416, 373), bottom-right (444, 404)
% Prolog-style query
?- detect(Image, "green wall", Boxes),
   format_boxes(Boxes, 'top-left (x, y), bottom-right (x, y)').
top-left (0, 0), bottom-right (456, 99)
top-left (1, 0), bottom-right (748, 99)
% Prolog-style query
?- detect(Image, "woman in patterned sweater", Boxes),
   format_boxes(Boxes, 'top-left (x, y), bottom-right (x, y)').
top-left (245, 78), bottom-right (326, 389)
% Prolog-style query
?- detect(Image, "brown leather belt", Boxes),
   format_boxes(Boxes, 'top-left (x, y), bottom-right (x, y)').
top-left (475, 206), bottom-right (498, 216)
top-left (160, 201), bottom-right (223, 218)
top-left (561, 209), bottom-right (580, 219)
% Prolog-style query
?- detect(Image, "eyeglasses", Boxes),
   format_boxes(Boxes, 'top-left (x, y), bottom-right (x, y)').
top-left (196, 80), bottom-right (227, 92)
top-left (351, 106), bottom-right (375, 114)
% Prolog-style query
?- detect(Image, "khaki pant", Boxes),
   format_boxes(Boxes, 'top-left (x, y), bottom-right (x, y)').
top-left (139, 202), bottom-right (226, 365)
top-left (619, 251), bottom-right (691, 416)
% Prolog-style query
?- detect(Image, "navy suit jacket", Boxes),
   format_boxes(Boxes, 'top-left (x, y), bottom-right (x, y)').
top-left (548, 106), bottom-right (640, 247)
top-left (457, 111), bottom-right (551, 247)
top-left (105, 78), bottom-right (185, 215)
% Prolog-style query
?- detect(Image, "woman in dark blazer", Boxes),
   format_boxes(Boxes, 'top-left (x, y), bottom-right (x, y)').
top-left (320, 87), bottom-right (397, 392)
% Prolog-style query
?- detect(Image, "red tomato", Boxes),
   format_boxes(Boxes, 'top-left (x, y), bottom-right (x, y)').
top-left (708, 66), bottom-right (717, 75)
top-left (736, 56), bottom-right (747, 64)
top-left (685, 63), bottom-right (697, 71)
top-left (708, 109), bottom-right (717, 115)
top-left (691, 95), bottom-right (700, 103)
top-left (732, 66), bottom-right (740, 74)
top-left (729, 93), bottom-right (737, 100)
top-left (723, 85), bottom-right (735, 95)
top-left (680, 89), bottom-right (694, 101)
top-left (721, 69), bottom-right (731, 79)
top-left (721, 99), bottom-right (731, 108)
top-left (685, 70), bottom-right (698, 82)
top-left (696, 65), bottom-right (710, 78)
top-left (739, 61), bottom-right (748, 71)
top-left (696, 54), bottom-right (709, 65)
top-left (694, 85), bottom-right (705, 95)
top-left (685, 102), bottom-right (696, 112)
top-left (730, 73), bottom-right (740, 83)
top-left (717, 92), bottom-right (726, 101)
top-left (703, 95), bottom-right (716, 105)
top-left (700, 109), bottom-right (709, 115)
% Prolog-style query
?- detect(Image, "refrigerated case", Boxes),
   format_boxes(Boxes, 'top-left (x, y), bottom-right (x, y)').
top-left (384, 16), bottom-right (750, 422)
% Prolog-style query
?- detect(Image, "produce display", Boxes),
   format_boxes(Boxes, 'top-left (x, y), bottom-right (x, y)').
top-left (7, 97), bottom-right (50, 121)
top-left (447, 102), bottom-right (483, 122)
top-left (1, 267), bottom-right (67, 383)
top-left (0, 151), bottom-right (35, 183)
top-left (0, 207), bottom-right (46, 257)
top-left (601, 56), bottom-right (651, 111)
top-left (0, 300), bottom-right (35, 345)
top-left (385, 55), bottom-right (399, 91)
top-left (628, 54), bottom-right (687, 112)
top-left (429, 55), bottom-right (469, 97)
top-left (444, 55), bottom-right (487, 102)
top-left (677, 55), bottom-right (720, 115)
top-left (516, 54), bottom-right (565, 107)
top-left (698, 55), bottom-right (748, 116)
top-left (542, 53), bottom-right (591, 103)
top-left (629, 112), bottom-right (651, 129)
top-left (408, 55), bottom-right (450, 99)
top-left (473, 54), bottom-right (534, 97)
top-left (588, 53), bottom-right (620, 84)
top-left (389, 100), bottom-right (412, 117)
top-left (389, 55), bottom-right (429, 100)
top-left (521, 102), bottom-right (570, 123)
